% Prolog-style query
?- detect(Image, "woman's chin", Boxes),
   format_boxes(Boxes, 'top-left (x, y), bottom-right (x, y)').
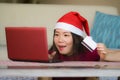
top-left (59, 51), bottom-right (68, 55)
top-left (59, 51), bottom-right (70, 55)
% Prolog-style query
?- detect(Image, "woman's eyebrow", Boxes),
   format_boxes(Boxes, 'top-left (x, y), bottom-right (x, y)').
top-left (55, 30), bottom-right (70, 34)
top-left (63, 32), bottom-right (70, 34)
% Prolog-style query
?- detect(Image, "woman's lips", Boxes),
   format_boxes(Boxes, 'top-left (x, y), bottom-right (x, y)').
top-left (58, 46), bottom-right (66, 51)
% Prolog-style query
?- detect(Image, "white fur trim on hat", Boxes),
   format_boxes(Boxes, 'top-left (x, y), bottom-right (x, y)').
top-left (55, 22), bottom-right (85, 37)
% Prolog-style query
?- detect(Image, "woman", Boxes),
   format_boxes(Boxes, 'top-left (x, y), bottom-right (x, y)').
top-left (48, 11), bottom-right (119, 80)
top-left (49, 11), bottom-right (104, 62)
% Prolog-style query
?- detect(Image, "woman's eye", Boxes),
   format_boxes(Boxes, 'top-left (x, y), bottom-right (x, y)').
top-left (64, 34), bottom-right (69, 37)
top-left (54, 34), bottom-right (59, 36)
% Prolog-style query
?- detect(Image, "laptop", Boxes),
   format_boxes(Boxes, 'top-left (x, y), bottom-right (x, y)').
top-left (5, 27), bottom-right (61, 63)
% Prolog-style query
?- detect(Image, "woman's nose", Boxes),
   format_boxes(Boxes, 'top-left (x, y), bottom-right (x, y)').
top-left (58, 36), bottom-right (64, 42)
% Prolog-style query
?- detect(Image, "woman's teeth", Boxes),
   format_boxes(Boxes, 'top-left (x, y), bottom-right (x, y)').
top-left (59, 46), bottom-right (66, 51)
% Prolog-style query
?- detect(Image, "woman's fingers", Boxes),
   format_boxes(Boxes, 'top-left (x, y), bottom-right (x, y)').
top-left (97, 43), bottom-right (107, 54)
top-left (48, 51), bottom-right (56, 60)
top-left (97, 43), bottom-right (108, 61)
top-left (97, 43), bottom-right (106, 49)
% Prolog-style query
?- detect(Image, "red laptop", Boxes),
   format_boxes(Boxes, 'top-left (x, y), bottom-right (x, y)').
top-left (5, 27), bottom-right (60, 62)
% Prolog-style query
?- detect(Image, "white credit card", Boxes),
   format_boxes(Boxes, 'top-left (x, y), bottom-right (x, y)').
top-left (81, 36), bottom-right (97, 52)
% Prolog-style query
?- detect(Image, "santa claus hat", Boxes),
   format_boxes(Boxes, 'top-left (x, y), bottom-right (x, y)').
top-left (55, 11), bottom-right (90, 37)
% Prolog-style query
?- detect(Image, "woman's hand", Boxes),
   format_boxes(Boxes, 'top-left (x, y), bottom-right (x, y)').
top-left (48, 51), bottom-right (56, 60)
top-left (97, 43), bottom-right (120, 61)
top-left (97, 43), bottom-right (109, 61)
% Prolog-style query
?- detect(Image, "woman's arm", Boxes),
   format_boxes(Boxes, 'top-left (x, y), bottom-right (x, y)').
top-left (104, 49), bottom-right (120, 61)
top-left (97, 43), bottom-right (120, 61)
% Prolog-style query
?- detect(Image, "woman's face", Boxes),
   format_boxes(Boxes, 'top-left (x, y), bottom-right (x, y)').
top-left (54, 28), bottom-right (73, 55)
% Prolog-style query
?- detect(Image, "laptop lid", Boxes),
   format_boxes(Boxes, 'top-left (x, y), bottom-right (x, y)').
top-left (5, 27), bottom-right (50, 62)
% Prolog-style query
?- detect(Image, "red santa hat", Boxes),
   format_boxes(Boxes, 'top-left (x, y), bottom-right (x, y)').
top-left (55, 11), bottom-right (90, 37)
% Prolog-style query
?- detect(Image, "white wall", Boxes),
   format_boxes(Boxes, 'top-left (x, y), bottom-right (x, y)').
top-left (38, 0), bottom-right (120, 14)
top-left (0, 0), bottom-right (120, 14)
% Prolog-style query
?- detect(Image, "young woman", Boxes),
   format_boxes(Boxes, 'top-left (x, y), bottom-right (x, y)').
top-left (48, 11), bottom-right (119, 80)
top-left (49, 11), bottom-right (104, 62)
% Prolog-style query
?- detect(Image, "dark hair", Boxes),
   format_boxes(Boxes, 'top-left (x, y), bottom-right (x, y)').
top-left (49, 30), bottom-right (86, 55)
top-left (72, 33), bottom-right (86, 54)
